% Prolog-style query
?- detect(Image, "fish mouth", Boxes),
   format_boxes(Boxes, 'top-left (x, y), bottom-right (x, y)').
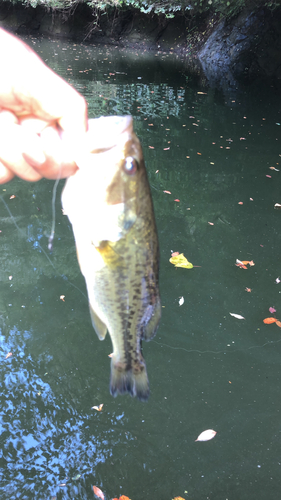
top-left (87, 116), bottom-right (133, 153)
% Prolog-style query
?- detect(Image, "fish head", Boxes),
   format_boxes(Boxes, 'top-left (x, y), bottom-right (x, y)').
top-left (62, 116), bottom-right (145, 246)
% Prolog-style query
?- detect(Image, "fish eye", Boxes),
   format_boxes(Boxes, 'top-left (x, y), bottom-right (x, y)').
top-left (124, 156), bottom-right (138, 175)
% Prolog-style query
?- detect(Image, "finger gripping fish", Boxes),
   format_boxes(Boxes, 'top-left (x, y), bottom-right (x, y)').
top-left (61, 116), bottom-right (161, 401)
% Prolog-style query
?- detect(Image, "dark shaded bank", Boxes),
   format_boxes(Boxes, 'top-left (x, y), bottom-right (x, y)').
top-left (1, 1), bottom-right (281, 88)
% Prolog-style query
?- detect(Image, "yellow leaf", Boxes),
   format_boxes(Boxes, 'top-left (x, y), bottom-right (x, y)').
top-left (169, 253), bottom-right (193, 269)
top-left (92, 404), bottom-right (104, 411)
top-left (172, 497), bottom-right (186, 500)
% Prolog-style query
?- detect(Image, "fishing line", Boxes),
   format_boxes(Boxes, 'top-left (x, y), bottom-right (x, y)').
top-left (152, 338), bottom-right (281, 355)
top-left (48, 167), bottom-right (61, 252)
top-left (0, 193), bottom-right (87, 300)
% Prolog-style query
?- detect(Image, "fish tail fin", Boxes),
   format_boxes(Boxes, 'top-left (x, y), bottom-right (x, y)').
top-left (110, 357), bottom-right (149, 402)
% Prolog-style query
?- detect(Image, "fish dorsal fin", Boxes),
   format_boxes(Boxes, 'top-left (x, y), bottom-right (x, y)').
top-left (89, 303), bottom-right (107, 340)
top-left (142, 299), bottom-right (161, 341)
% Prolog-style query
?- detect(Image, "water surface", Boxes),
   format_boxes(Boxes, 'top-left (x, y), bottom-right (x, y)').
top-left (0, 37), bottom-right (281, 500)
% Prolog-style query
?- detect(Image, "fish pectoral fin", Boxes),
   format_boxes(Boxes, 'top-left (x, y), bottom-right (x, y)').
top-left (142, 299), bottom-right (161, 341)
top-left (89, 303), bottom-right (107, 340)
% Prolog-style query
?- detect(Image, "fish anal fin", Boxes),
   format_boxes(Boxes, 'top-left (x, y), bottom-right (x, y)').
top-left (89, 303), bottom-right (107, 340)
top-left (142, 299), bottom-right (161, 341)
top-left (110, 358), bottom-right (149, 402)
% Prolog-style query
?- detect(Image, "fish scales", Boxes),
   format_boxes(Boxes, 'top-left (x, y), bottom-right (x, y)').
top-left (61, 116), bottom-right (161, 401)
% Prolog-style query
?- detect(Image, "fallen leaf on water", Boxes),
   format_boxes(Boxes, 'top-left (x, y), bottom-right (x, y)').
top-left (276, 321), bottom-right (281, 328)
top-left (269, 307), bottom-right (276, 314)
top-left (9, 195), bottom-right (16, 199)
top-left (245, 287), bottom-right (252, 292)
top-left (108, 353), bottom-right (113, 358)
top-left (197, 91), bottom-right (207, 94)
top-left (172, 497), bottom-right (185, 500)
top-left (5, 352), bottom-right (12, 359)
top-left (248, 260), bottom-right (255, 266)
top-left (92, 404), bottom-right (104, 411)
top-left (195, 429), bottom-right (217, 442)
top-left (92, 486), bottom-right (104, 500)
top-left (169, 253), bottom-right (193, 269)
top-left (208, 222), bottom-right (214, 225)
top-left (263, 317), bottom-right (277, 324)
top-left (276, 277), bottom-right (281, 284)
top-left (148, 146), bottom-right (154, 149)
top-left (163, 147), bottom-right (170, 151)
top-left (119, 496), bottom-right (131, 500)
top-left (270, 166), bottom-right (279, 171)
top-left (230, 313), bottom-right (245, 320)
top-left (174, 199), bottom-right (180, 202)
top-left (238, 201), bottom-right (243, 205)
top-left (179, 296), bottom-right (184, 306)
top-left (163, 190), bottom-right (171, 194)
top-left (60, 295), bottom-right (65, 302)
top-left (266, 175), bottom-right (272, 178)
top-left (274, 203), bottom-right (281, 209)
top-left (171, 251), bottom-right (179, 257)
top-left (235, 259), bottom-right (247, 269)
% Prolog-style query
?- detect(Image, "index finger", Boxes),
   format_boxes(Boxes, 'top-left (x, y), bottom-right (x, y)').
top-left (0, 29), bottom-right (88, 135)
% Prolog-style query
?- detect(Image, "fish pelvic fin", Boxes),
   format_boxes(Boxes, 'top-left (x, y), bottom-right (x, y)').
top-left (110, 357), bottom-right (149, 402)
top-left (142, 298), bottom-right (161, 341)
top-left (89, 303), bottom-right (107, 340)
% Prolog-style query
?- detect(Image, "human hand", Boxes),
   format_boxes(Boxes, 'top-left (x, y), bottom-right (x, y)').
top-left (0, 29), bottom-right (88, 184)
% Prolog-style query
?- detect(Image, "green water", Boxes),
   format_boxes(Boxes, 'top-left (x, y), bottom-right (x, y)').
top-left (0, 36), bottom-right (281, 500)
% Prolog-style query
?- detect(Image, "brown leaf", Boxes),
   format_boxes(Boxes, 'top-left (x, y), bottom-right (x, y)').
top-left (92, 486), bottom-right (104, 500)
top-left (263, 317), bottom-right (277, 324)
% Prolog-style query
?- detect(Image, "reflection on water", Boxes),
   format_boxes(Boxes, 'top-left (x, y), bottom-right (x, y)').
top-left (1, 36), bottom-right (281, 499)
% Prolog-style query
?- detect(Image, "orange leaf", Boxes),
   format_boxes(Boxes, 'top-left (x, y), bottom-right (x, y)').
top-left (263, 317), bottom-right (277, 324)
top-left (172, 497), bottom-right (186, 500)
top-left (119, 496), bottom-right (131, 500)
top-left (241, 261), bottom-right (250, 265)
top-left (276, 320), bottom-right (281, 327)
top-left (92, 486), bottom-right (104, 500)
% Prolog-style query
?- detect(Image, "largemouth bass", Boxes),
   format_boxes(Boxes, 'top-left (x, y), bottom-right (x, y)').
top-left (61, 116), bottom-right (161, 401)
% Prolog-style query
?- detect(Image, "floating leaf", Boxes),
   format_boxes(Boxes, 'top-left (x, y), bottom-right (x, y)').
top-left (5, 352), bottom-right (12, 359)
top-left (276, 321), bottom-right (281, 328)
top-left (171, 251), bottom-right (179, 257)
top-left (169, 253), bottom-right (193, 269)
top-left (172, 497), bottom-right (185, 500)
top-left (230, 313), bottom-right (245, 320)
top-left (92, 404), bottom-right (104, 411)
top-left (276, 277), bottom-right (281, 283)
top-left (245, 287), bottom-right (252, 292)
top-left (119, 496), bottom-right (131, 500)
top-left (163, 190), bottom-right (171, 194)
top-left (269, 307), bottom-right (276, 314)
top-left (179, 296), bottom-right (184, 306)
top-left (195, 429), bottom-right (217, 442)
top-left (274, 203), bottom-right (281, 209)
top-left (263, 317), bottom-right (277, 324)
top-left (60, 295), bottom-right (65, 302)
top-left (92, 486), bottom-right (104, 500)
top-left (236, 259), bottom-right (247, 269)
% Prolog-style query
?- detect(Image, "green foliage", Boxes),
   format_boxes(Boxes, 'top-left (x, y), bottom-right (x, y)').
top-left (10, 0), bottom-right (281, 18)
